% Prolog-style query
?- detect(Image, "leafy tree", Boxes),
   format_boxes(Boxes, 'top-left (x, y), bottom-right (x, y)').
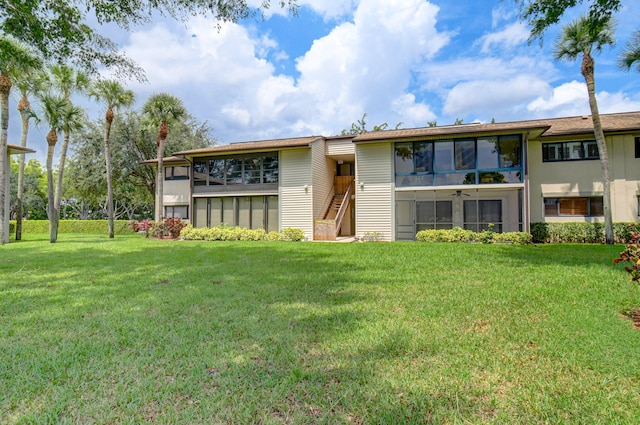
top-left (13, 70), bottom-right (47, 239)
top-left (0, 1), bottom-right (296, 76)
top-left (619, 30), bottom-right (640, 72)
top-left (89, 79), bottom-right (135, 238)
top-left (515, 0), bottom-right (621, 40)
top-left (554, 16), bottom-right (615, 243)
top-left (0, 36), bottom-right (41, 244)
top-left (10, 158), bottom-right (47, 221)
top-left (142, 93), bottom-right (186, 221)
top-left (341, 113), bottom-right (403, 135)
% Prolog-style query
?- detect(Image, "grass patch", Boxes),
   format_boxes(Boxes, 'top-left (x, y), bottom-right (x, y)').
top-left (2, 235), bottom-right (640, 424)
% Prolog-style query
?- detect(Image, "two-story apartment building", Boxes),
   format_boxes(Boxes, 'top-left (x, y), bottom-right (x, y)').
top-left (154, 111), bottom-right (640, 241)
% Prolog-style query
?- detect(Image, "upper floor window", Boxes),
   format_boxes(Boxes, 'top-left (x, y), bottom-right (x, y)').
top-left (635, 137), bottom-right (640, 158)
top-left (542, 140), bottom-right (599, 162)
top-left (165, 165), bottom-right (189, 181)
top-left (395, 135), bottom-right (522, 187)
top-left (193, 153), bottom-right (279, 187)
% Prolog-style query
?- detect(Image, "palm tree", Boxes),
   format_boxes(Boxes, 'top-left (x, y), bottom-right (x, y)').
top-left (554, 16), bottom-right (616, 244)
top-left (0, 36), bottom-right (41, 244)
top-left (89, 79), bottom-right (135, 238)
top-left (36, 93), bottom-right (67, 243)
top-left (50, 65), bottom-right (89, 225)
top-left (142, 93), bottom-right (186, 222)
top-left (618, 30), bottom-right (640, 72)
top-left (14, 70), bottom-right (48, 240)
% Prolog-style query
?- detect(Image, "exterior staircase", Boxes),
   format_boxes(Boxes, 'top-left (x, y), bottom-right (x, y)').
top-left (314, 176), bottom-right (354, 240)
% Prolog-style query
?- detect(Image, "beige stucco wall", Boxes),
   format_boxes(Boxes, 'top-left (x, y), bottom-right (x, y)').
top-left (355, 142), bottom-right (394, 240)
top-left (163, 180), bottom-right (190, 205)
top-left (528, 134), bottom-right (640, 222)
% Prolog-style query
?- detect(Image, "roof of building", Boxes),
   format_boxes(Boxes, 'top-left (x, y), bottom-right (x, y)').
top-left (8, 144), bottom-right (36, 155)
top-left (173, 135), bottom-right (324, 157)
top-left (140, 156), bottom-right (190, 165)
top-left (352, 111), bottom-right (640, 142)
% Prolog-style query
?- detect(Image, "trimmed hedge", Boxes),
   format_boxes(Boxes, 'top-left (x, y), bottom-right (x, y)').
top-left (530, 222), bottom-right (638, 244)
top-left (180, 225), bottom-right (306, 242)
top-left (415, 227), bottom-right (532, 245)
top-left (8, 220), bottom-right (136, 235)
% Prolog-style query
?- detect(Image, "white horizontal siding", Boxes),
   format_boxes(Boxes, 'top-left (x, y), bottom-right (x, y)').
top-left (355, 143), bottom-right (393, 240)
top-left (326, 139), bottom-right (355, 156)
top-left (280, 149), bottom-right (313, 238)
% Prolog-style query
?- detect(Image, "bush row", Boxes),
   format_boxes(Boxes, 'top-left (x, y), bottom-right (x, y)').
top-left (530, 222), bottom-right (637, 244)
top-left (180, 225), bottom-right (306, 242)
top-left (8, 220), bottom-right (136, 235)
top-left (415, 227), bottom-right (532, 245)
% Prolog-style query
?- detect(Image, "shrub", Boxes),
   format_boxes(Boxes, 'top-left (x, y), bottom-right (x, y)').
top-left (165, 217), bottom-right (187, 239)
top-left (530, 222), bottom-right (637, 244)
top-left (416, 227), bottom-right (477, 243)
top-left (8, 220), bottom-right (136, 235)
top-left (613, 232), bottom-right (640, 283)
top-left (129, 219), bottom-right (151, 233)
top-left (362, 231), bottom-right (383, 242)
top-left (282, 227), bottom-right (305, 241)
top-left (415, 227), bottom-right (532, 245)
top-left (179, 224), bottom-right (305, 242)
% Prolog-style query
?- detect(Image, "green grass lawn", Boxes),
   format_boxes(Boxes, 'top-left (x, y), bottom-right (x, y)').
top-left (2, 234), bottom-right (640, 424)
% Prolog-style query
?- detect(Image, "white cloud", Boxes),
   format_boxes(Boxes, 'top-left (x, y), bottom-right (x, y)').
top-left (527, 80), bottom-right (640, 117)
top-left (478, 22), bottom-right (530, 54)
top-left (443, 74), bottom-right (551, 119)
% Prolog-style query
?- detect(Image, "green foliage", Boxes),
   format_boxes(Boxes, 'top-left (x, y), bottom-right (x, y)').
top-left (8, 220), bottom-right (135, 234)
top-left (362, 231), bottom-right (383, 242)
top-left (613, 232), bottom-right (640, 283)
top-left (530, 222), bottom-right (637, 244)
top-left (416, 226), bottom-right (532, 245)
top-left (179, 224), bottom-right (304, 242)
top-left (282, 227), bottom-right (306, 241)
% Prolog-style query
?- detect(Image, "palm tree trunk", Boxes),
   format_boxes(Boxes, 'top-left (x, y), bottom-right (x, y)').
top-left (46, 140), bottom-right (57, 243)
top-left (155, 138), bottom-right (165, 222)
top-left (53, 129), bottom-right (71, 241)
top-left (0, 74), bottom-right (11, 245)
top-left (16, 104), bottom-right (30, 240)
top-left (582, 52), bottom-right (614, 244)
top-left (104, 118), bottom-right (115, 238)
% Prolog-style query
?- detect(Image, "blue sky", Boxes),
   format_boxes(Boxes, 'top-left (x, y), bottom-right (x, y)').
top-left (9, 0), bottom-right (640, 162)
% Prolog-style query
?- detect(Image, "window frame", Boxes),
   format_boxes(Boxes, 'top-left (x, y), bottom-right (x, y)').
top-left (395, 135), bottom-right (523, 187)
top-left (542, 140), bottom-right (599, 162)
top-left (543, 197), bottom-right (604, 217)
top-left (192, 152), bottom-right (279, 188)
top-left (164, 165), bottom-right (189, 181)
top-left (164, 205), bottom-right (189, 219)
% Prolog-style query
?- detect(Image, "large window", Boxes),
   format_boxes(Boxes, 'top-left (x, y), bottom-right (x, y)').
top-left (395, 135), bottom-right (522, 187)
top-left (165, 165), bottom-right (189, 180)
top-left (194, 153), bottom-right (279, 187)
top-left (544, 197), bottom-right (603, 217)
top-left (415, 200), bottom-right (453, 230)
top-left (165, 205), bottom-right (189, 219)
top-left (542, 140), bottom-right (599, 162)
top-left (464, 200), bottom-right (502, 232)
top-left (194, 195), bottom-right (278, 232)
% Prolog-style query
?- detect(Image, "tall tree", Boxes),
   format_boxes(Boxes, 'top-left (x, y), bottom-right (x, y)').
top-left (36, 93), bottom-right (67, 243)
top-left (89, 79), bottom-right (134, 238)
top-left (13, 70), bottom-right (47, 240)
top-left (619, 30), bottom-right (640, 72)
top-left (0, 36), bottom-right (41, 244)
top-left (554, 16), bottom-right (616, 243)
top-left (516, 0), bottom-right (622, 40)
top-left (50, 65), bottom-right (89, 237)
top-left (142, 93), bottom-right (186, 221)
top-left (0, 1), bottom-right (296, 75)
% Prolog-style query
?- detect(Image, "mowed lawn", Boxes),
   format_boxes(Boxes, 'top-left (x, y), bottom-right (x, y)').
top-left (2, 235), bottom-right (640, 424)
